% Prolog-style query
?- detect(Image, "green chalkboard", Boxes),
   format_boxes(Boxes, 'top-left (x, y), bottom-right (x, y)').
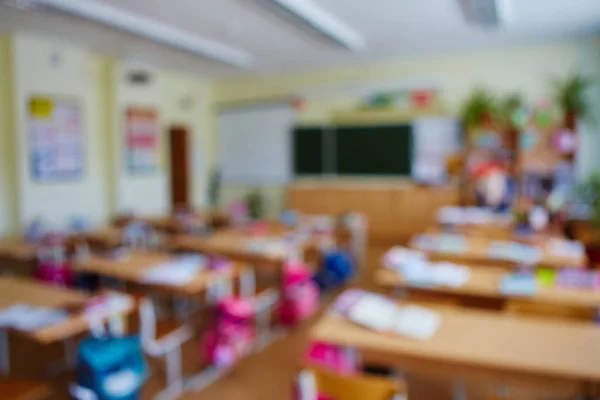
top-left (292, 126), bottom-right (325, 175)
top-left (335, 124), bottom-right (413, 176)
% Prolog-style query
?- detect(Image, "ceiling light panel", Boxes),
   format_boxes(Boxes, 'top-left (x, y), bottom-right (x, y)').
top-left (27, 0), bottom-right (253, 68)
top-left (261, 0), bottom-right (366, 51)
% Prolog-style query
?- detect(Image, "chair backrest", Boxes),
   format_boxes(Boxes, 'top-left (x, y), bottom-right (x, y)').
top-left (297, 368), bottom-right (403, 400)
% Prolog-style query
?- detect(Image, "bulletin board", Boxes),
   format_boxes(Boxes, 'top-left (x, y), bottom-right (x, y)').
top-left (125, 107), bottom-right (159, 174)
top-left (28, 96), bottom-right (84, 181)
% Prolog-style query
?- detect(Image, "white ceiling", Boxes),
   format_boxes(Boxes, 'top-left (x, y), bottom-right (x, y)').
top-left (1, 0), bottom-right (599, 77)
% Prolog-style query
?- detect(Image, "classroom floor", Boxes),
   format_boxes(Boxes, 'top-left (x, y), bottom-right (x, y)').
top-left (10, 244), bottom-right (582, 400)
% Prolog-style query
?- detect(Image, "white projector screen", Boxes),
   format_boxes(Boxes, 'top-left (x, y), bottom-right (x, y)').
top-left (218, 104), bottom-right (293, 184)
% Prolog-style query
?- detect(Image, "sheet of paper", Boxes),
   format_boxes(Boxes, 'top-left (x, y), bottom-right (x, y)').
top-left (382, 246), bottom-right (427, 269)
top-left (499, 273), bottom-right (537, 296)
top-left (547, 238), bottom-right (585, 260)
top-left (0, 304), bottom-right (67, 331)
top-left (347, 294), bottom-right (399, 332)
top-left (393, 305), bottom-right (441, 341)
top-left (141, 258), bottom-right (205, 286)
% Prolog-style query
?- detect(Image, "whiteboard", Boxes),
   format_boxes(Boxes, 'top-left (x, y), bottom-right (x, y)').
top-left (412, 117), bottom-right (461, 183)
top-left (218, 104), bottom-right (293, 184)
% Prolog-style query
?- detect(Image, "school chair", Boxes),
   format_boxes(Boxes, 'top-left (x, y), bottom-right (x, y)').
top-left (504, 300), bottom-right (594, 322)
top-left (139, 297), bottom-right (193, 400)
top-left (238, 266), bottom-right (280, 348)
top-left (297, 367), bottom-right (406, 400)
top-left (0, 376), bottom-right (52, 400)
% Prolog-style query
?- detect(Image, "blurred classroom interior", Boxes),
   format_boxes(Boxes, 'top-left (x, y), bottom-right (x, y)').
top-left (1, 0), bottom-right (600, 399)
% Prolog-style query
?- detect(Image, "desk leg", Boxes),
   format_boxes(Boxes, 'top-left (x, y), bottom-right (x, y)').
top-left (452, 380), bottom-right (467, 400)
top-left (0, 328), bottom-right (9, 374)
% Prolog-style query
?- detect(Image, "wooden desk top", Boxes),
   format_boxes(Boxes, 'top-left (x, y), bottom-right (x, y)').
top-left (167, 223), bottom-right (321, 265)
top-left (0, 237), bottom-right (38, 262)
top-left (0, 277), bottom-right (134, 344)
top-left (412, 235), bottom-right (586, 269)
top-left (375, 267), bottom-right (600, 309)
top-left (311, 307), bottom-right (600, 382)
top-left (74, 251), bottom-right (236, 295)
top-left (114, 211), bottom-right (230, 233)
top-left (70, 226), bottom-right (122, 248)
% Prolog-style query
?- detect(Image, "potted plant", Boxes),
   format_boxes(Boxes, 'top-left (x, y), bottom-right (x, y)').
top-left (246, 189), bottom-right (265, 220)
top-left (553, 73), bottom-right (592, 130)
top-left (460, 88), bottom-right (499, 128)
top-left (576, 172), bottom-right (600, 263)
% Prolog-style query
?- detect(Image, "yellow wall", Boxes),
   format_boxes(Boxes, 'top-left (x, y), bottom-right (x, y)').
top-left (215, 40), bottom-right (585, 124)
top-left (0, 32), bottom-right (216, 234)
top-left (0, 34), bottom-right (18, 234)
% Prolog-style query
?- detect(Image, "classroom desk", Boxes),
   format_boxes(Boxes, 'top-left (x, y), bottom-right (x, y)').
top-left (113, 211), bottom-right (230, 233)
top-left (375, 267), bottom-right (600, 312)
top-left (0, 238), bottom-right (39, 276)
top-left (0, 238), bottom-right (38, 262)
top-left (310, 306), bottom-right (600, 388)
top-left (73, 251), bottom-right (237, 295)
top-left (71, 226), bottom-right (123, 249)
top-left (167, 226), bottom-right (320, 270)
top-left (0, 277), bottom-right (135, 375)
top-left (411, 235), bottom-right (587, 269)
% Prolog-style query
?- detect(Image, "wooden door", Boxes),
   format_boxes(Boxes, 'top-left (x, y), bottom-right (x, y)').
top-left (169, 125), bottom-right (190, 211)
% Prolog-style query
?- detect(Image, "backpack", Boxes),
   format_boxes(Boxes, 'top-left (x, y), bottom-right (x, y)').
top-left (280, 260), bottom-right (319, 326)
top-left (200, 297), bottom-right (256, 368)
top-left (314, 249), bottom-right (355, 291)
top-left (35, 233), bottom-right (73, 287)
top-left (70, 335), bottom-right (146, 400)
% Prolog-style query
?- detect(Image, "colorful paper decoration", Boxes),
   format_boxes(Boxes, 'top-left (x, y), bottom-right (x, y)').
top-left (519, 130), bottom-right (537, 150)
top-left (553, 129), bottom-right (577, 154)
top-left (533, 107), bottom-right (553, 128)
top-left (28, 96), bottom-right (84, 181)
top-left (510, 107), bottom-right (529, 130)
top-left (411, 89), bottom-right (435, 109)
top-left (125, 107), bottom-right (159, 174)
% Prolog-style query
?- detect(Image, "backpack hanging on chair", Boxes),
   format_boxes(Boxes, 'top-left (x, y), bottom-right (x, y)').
top-left (280, 259), bottom-right (319, 326)
top-left (200, 296), bottom-right (257, 369)
top-left (35, 233), bottom-right (73, 287)
top-left (314, 248), bottom-right (355, 291)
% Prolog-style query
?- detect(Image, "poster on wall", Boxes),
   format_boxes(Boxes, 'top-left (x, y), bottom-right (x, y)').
top-left (29, 96), bottom-right (84, 181)
top-left (125, 107), bottom-right (159, 174)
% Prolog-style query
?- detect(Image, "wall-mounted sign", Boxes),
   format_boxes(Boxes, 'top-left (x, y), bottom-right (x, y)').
top-left (125, 107), bottom-right (159, 174)
top-left (28, 95), bottom-right (84, 181)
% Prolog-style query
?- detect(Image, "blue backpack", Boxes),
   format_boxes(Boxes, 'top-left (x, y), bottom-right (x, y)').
top-left (71, 335), bottom-right (146, 400)
top-left (314, 249), bottom-right (355, 291)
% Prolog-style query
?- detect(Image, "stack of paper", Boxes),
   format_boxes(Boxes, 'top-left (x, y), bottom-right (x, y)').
top-left (547, 239), bottom-right (585, 260)
top-left (488, 241), bottom-right (541, 265)
top-left (437, 234), bottom-right (468, 253)
top-left (393, 305), bottom-right (441, 341)
top-left (346, 294), bottom-right (441, 341)
top-left (499, 273), bottom-right (537, 296)
top-left (347, 294), bottom-right (399, 332)
top-left (402, 260), bottom-right (470, 288)
top-left (0, 304), bottom-right (67, 332)
top-left (382, 246), bottom-right (427, 270)
top-left (245, 237), bottom-right (288, 257)
top-left (141, 257), bottom-right (205, 286)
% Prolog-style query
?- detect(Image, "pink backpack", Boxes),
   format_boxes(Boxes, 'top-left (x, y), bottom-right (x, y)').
top-left (200, 297), bottom-right (256, 368)
top-left (280, 260), bottom-right (319, 326)
top-left (35, 234), bottom-right (73, 287)
top-left (303, 340), bottom-right (358, 375)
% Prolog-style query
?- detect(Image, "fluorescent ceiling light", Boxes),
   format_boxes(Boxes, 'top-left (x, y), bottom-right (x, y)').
top-left (27, 0), bottom-right (253, 68)
top-left (262, 0), bottom-right (365, 51)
